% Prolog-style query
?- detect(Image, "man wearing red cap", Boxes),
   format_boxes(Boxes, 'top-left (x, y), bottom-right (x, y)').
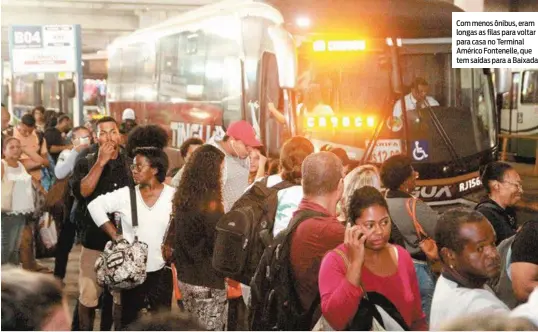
top-left (208, 120), bottom-right (262, 212)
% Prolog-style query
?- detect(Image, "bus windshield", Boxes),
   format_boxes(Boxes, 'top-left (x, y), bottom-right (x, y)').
top-left (298, 39), bottom-right (391, 116)
top-left (397, 46), bottom-right (496, 163)
top-left (298, 41), bottom-right (496, 173)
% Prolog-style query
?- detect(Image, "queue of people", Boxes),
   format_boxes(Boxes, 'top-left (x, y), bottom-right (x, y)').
top-left (1, 104), bottom-right (537, 331)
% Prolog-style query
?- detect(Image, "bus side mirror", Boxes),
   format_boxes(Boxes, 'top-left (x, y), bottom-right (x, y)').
top-left (494, 69), bottom-right (511, 94)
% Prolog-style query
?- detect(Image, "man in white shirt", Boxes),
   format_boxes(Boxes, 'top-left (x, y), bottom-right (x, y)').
top-left (54, 126), bottom-right (92, 180)
top-left (430, 208), bottom-right (510, 330)
top-left (53, 126), bottom-right (92, 282)
top-left (392, 77), bottom-right (439, 132)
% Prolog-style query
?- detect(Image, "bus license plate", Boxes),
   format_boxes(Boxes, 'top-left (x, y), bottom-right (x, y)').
top-left (366, 139), bottom-right (402, 163)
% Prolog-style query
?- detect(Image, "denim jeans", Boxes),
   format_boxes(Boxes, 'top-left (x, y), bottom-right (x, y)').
top-left (413, 261), bottom-right (435, 323)
top-left (1, 213), bottom-right (26, 265)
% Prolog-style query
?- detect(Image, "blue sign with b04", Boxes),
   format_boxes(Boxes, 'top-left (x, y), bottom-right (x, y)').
top-left (11, 26), bottom-right (43, 49)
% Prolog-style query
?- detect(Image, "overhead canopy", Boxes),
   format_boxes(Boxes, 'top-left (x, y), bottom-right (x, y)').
top-left (265, 0), bottom-right (462, 39)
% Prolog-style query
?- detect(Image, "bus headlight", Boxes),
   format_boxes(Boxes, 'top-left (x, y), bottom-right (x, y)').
top-left (330, 116), bottom-right (338, 127)
top-left (306, 117), bottom-right (315, 128)
top-left (367, 116), bottom-right (375, 127)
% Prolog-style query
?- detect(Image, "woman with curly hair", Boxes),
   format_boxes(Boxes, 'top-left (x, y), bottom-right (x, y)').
top-left (172, 144), bottom-right (227, 331)
top-left (125, 124), bottom-right (168, 158)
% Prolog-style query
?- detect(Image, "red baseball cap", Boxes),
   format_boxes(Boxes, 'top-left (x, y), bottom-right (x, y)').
top-left (226, 120), bottom-right (262, 147)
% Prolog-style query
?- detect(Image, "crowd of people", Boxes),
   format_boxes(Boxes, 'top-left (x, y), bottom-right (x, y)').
top-left (1, 103), bottom-right (538, 331)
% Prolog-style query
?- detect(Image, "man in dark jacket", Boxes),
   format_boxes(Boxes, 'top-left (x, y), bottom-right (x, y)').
top-left (70, 116), bottom-right (132, 330)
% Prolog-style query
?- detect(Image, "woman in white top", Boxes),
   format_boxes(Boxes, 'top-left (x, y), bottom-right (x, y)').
top-left (1, 137), bottom-right (36, 265)
top-left (87, 147), bottom-right (175, 327)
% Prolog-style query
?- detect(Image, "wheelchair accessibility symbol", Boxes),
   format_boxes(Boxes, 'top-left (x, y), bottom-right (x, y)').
top-left (412, 140), bottom-right (429, 161)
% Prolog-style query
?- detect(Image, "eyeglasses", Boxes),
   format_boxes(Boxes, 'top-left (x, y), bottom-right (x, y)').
top-left (130, 164), bottom-right (150, 172)
top-left (502, 181), bottom-right (523, 190)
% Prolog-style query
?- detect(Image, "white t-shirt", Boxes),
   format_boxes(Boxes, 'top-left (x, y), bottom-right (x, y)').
top-left (54, 148), bottom-right (80, 180)
top-left (430, 275), bottom-right (510, 330)
top-left (87, 184), bottom-right (175, 272)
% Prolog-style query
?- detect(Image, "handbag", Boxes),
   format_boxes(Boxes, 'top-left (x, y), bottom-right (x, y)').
top-left (327, 248), bottom-right (409, 331)
top-left (95, 186), bottom-right (149, 290)
top-left (405, 198), bottom-right (441, 273)
top-left (35, 211), bottom-right (59, 258)
top-left (161, 211), bottom-right (176, 265)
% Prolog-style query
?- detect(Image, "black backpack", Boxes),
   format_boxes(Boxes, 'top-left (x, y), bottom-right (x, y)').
top-left (212, 177), bottom-right (295, 285)
top-left (249, 209), bottom-right (328, 331)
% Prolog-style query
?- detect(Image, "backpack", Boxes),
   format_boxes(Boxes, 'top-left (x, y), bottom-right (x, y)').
top-left (249, 209), bottom-right (328, 331)
top-left (212, 177), bottom-right (295, 284)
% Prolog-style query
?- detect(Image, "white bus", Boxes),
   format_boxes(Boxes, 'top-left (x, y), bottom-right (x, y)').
top-left (106, 0), bottom-right (297, 165)
top-left (499, 68), bottom-right (538, 160)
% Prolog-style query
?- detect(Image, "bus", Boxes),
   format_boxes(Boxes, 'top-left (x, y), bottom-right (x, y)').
top-left (107, 0), bottom-right (500, 204)
top-left (269, 0), bottom-right (499, 204)
top-left (498, 68), bottom-right (538, 161)
top-left (106, 0), bottom-right (297, 167)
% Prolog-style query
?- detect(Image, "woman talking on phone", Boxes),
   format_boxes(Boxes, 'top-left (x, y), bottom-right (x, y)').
top-left (318, 186), bottom-right (426, 330)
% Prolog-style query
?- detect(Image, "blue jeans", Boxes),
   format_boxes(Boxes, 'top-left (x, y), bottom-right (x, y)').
top-left (1, 213), bottom-right (26, 265)
top-left (413, 261), bottom-right (435, 323)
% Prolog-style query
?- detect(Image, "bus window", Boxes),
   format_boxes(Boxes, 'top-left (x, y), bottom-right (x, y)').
top-left (178, 31), bottom-right (206, 100)
top-left (399, 50), bottom-right (496, 163)
top-left (521, 70), bottom-right (538, 104)
top-left (158, 34), bottom-right (182, 101)
top-left (205, 29), bottom-right (242, 126)
top-left (502, 73), bottom-right (520, 110)
top-left (120, 45), bottom-right (138, 101)
top-left (135, 43), bottom-right (156, 101)
top-left (108, 48), bottom-right (122, 101)
top-left (474, 68), bottom-right (496, 148)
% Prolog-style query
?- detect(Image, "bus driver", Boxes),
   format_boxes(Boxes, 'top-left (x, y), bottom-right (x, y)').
top-left (391, 77), bottom-right (439, 132)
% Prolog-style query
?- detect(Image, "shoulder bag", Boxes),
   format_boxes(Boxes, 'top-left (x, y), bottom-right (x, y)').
top-left (405, 198), bottom-right (441, 273)
top-left (95, 186), bottom-right (149, 290)
top-left (313, 248), bottom-right (408, 331)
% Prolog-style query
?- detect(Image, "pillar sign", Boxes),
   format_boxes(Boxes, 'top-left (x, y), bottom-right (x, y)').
top-left (9, 25), bottom-right (80, 74)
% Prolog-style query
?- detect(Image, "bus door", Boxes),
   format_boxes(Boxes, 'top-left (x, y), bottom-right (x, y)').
top-left (516, 70), bottom-right (538, 158)
top-left (259, 52), bottom-right (286, 157)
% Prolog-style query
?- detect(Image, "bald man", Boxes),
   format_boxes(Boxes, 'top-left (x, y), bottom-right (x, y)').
top-left (289, 152), bottom-right (346, 316)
